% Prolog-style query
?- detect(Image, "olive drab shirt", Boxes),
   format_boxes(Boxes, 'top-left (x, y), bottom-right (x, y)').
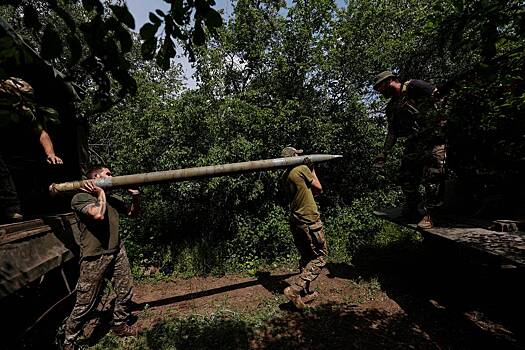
top-left (282, 165), bottom-right (320, 224)
top-left (71, 193), bottom-right (128, 258)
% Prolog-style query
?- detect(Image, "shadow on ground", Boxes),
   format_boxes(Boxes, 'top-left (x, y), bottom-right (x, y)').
top-left (326, 237), bottom-right (525, 350)
top-left (9, 238), bottom-right (525, 350)
top-left (132, 303), bottom-right (440, 350)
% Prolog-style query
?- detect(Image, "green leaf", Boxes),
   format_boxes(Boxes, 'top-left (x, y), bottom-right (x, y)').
top-left (140, 23), bottom-right (159, 40)
top-left (66, 34), bottom-right (82, 64)
top-left (116, 28), bottom-right (133, 53)
top-left (204, 8), bottom-right (222, 28)
top-left (53, 5), bottom-right (77, 31)
top-left (171, 23), bottom-right (184, 40)
top-left (451, 0), bottom-right (464, 12)
top-left (110, 4), bottom-right (135, 30)
top-left (192, 21), bottom-right (205, 46)
top-left (102, 38), bottom-right (121, 67)
top-left (4, 0), bottom-right (22, 6)
top-left (112, 69), bottom-right (137, 96)
top-left (40, 25), bottom-right (63, 59)
top-left (163, 36), bottom-right (176, 59)
top-left (156, 47), bottom-right (170, 71)
top-left (23, 5), bottom-right (41, 31)
top-left (194, 0), bottom-right (208, 13)
top-left (82, 0), bottom-right (103, 14)
top-left (141, 37), bottom-right (158, 60)
top-left (155, 9), bottom-right (166, 17)
top-left (149, 12), bottom-right (162, 25)
top-left (171, 0), bottom-right (187, 26)
top-left (37, 106), bottom-right (60, 123)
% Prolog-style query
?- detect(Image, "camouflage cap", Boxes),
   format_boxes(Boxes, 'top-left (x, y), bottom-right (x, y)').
top-left (281, 147), bottom-right (304, 157)
top-left (373, 70), bottom-right (396, 90)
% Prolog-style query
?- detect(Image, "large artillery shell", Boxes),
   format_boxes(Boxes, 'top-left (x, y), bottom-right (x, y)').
top-left (50, 154), bottom-right (343, 193)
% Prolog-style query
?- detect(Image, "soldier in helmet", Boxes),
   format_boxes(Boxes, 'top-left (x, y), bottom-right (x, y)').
top-left (373, 71), bottom-right (446, 229)
top-left (280, 147), bottom-right (328, 309)
top-left (0, 77), bottom-right (63, 223)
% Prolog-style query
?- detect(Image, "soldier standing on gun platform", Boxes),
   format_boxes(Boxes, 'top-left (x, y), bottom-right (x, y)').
top-left (280, 147), bottom-right (328, 310)
top-left (0, 77), bottom-right (63, 223)
top-left (373, 71), bottom-right (446, 229)
top-left (63, 166), bottom-right (140, 350)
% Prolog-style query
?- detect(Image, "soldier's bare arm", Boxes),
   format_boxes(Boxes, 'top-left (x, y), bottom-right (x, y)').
top-left (80, 181), bottom-right (107, 220)
top-left (375, 126), bottom-right (397, 168)
top-left (39, 129), bottom-right (63, 164)
top-left (127, 189), bottom-right (140, 217)
top-left (310, 168), bottom-right (323, 196)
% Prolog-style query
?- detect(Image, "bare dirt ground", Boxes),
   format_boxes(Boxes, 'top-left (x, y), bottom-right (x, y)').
top-left (11, 240), bottom-right (525, 350)
top-left (84, 240), bottom-right (525, 350)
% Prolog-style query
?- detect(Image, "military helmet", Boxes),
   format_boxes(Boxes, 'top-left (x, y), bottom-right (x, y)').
top-left (281, 147), bottom-right (303, 158)
top-left (373, 70), bottom-right (396, 90)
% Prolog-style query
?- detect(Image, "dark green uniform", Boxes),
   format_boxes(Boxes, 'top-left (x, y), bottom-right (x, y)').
top-left (282, 165), bottom-right (327, 293)
top-left (0, 77), bottom-right (45, 220)
top-left (64, 193), bottom-right (134, 346)
top-left (384, 79), bottom-right (446, 212)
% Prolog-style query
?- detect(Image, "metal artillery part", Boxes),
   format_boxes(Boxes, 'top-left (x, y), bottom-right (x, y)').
top-left (50, 154), bottom-right (343, 193)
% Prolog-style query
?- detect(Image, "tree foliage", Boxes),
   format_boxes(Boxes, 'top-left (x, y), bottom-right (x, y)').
top-left (0, 0), bottom-right (223, 111)
top-left (4, 0), bottom-right (523, 275)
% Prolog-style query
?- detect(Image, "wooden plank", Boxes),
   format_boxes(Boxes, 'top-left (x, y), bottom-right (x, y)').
top-left (0, 213), bottom-right (78, 245)
top-left (0, 213), bottom-right (79, 298)
top-left (374, 207), bottom-right (525, 267)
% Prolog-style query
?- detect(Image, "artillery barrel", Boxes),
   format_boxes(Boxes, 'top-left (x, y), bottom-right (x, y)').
top-left (50, 154), bottom-right (342, 193)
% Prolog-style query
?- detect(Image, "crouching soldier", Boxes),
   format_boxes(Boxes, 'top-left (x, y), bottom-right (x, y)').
top-left (280, 147), bottom-right (328, 309)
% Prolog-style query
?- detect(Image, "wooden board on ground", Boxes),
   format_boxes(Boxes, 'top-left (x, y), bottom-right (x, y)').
top-left (374, 207), bottom-right (525, 267)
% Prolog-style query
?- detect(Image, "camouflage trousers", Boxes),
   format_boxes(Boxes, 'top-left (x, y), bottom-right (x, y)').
top-left (64, 244), bottom-right (133, 345)
top-left (400, 138), bottom-right (446, 212)
top-left (289, 219), bottom-right (328, 293)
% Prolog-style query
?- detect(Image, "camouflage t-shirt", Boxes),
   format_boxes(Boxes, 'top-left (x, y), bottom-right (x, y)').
top-left (71, 193), bottom-right (128, 258)
top-left (282, 165), bottom-right (320, 224)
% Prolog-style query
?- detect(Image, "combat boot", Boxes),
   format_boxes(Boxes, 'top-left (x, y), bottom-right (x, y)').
top-left (417, 214), bottom-right (433, 229)
top-left (284, 286), bottom-right (306, 310)
top-left (112, 323), bottom-right (137, 337)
